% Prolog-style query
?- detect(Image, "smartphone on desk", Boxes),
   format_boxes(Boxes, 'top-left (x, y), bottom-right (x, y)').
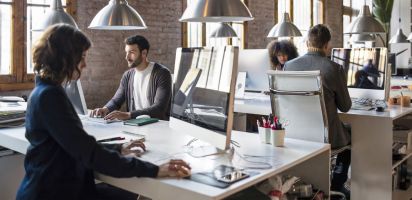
top-left (213, 165), bottom-right (249, 183)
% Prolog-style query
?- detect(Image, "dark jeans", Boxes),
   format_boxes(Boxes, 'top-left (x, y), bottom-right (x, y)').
top-left (331, 149), bottom-right (351, 190)
top-left (95, 183), bottom-right (138, 200)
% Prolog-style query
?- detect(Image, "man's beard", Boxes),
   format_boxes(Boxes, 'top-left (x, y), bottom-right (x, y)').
top-left (128, 57), bottom-right (142, 68)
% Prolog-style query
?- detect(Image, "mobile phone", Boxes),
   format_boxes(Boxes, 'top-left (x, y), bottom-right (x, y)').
top-left (217, 171), bottom-right (249, 183)
top-left (213, 165), bottom-right (249, 183)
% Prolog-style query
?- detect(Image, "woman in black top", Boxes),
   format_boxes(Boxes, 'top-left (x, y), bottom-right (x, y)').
top-left (267, 40), bottom-right (298, 70)
top-left (16, 24), bottom-right (190, 200)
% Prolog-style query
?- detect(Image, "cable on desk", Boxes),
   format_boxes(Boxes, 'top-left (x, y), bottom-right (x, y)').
top-left (232, 147), bottom-right (272, 170)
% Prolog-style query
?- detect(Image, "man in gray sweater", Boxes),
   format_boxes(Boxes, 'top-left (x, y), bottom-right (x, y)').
top-left (91, 35), bottom-right (172, 120)
top-left (284, 24), bottom-right (352, 198)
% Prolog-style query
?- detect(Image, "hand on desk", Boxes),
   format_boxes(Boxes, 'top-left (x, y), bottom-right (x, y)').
top-left (90, 107), bottom-right (109, 118)
top-left (121, 140), bottom-right (146, 157)
top-left (157, 159), bottom-right (192, 178)
top-left (104, 111), bottom-right (131, 120)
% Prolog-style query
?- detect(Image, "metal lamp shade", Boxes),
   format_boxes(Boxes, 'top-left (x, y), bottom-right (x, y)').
top-left (209, 23), bottom-right (238, 38)
top-left (180, 0), bottom-right (253, 22)
top-left (267, 13), bottom-right (302, 38)
top-left (89, 0), bottom-right (146, 30)
top-left (32, 0), bottom-right (77, 31)
top-left (350, 34), bottom-right (376, 43)
top-left (389, 28), bottom-right (409, 43)
top-left (345, 5), bottom-right (385, 34)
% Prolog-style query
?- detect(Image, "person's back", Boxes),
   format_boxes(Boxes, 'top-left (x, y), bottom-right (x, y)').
top-left (284, 51), bottom-right (351, 148)
top-left (284, 24), bottom-right (351, 199)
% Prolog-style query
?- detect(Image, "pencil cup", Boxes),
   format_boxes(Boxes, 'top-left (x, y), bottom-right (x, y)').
top-left (271, 129), bottom-right (285, 147)
top-left (258, 127), bottom-right (271, 144)
top-left (401, 96), bottom-right (411, 107)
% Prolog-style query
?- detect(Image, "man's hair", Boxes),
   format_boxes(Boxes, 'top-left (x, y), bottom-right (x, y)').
top-left (32, 24), bottom-right (91, 84)
top-left (267, 40), bottom-right (298, 67)
top-left (125, 35), bottom-right (150, 54)
top-left (307, 24), bottom-right (331, 49)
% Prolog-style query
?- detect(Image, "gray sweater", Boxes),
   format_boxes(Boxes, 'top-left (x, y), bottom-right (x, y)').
top-left (105, 63), bottom-right (172, 120)
top-left (284, 51), bottom-right (352, 148)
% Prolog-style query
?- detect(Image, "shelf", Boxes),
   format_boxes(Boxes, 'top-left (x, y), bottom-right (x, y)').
top-left (392, 151), bottom-right (412, 170)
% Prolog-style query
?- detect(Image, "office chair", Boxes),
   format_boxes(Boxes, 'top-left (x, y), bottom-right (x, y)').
top-left (267, 70), bottom-right (349, 200)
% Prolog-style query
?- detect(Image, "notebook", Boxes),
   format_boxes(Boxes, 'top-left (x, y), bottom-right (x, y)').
top-left (123, 118), bottom-right (159, 126)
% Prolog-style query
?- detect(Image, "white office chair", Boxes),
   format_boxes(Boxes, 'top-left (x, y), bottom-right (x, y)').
top-left (267, 70), bottom-right (349, 199)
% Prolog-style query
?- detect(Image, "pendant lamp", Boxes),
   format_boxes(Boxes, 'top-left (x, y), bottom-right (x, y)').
top-left (350, 34), bottom-right (376, 43)
top-left (267, 12), bottom-right (302, 38)
top-left (32, 0), bottom-right (78, 31)
top-left (180, 0), bottom-right (253, 22)
top-left (344, 5), bottom-right (385, 34)
top-left (89, 0), bottom-right (146, 30)
top-left (389, 1), bottom-right (409, 44)
top-left (209, 23), bottom-right (238, 38)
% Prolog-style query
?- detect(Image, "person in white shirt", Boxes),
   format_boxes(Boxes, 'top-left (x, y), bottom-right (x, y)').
top-left (91, 35), bottom-right (172, 120)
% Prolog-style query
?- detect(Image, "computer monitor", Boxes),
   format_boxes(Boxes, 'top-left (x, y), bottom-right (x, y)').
top-left (64, 80), bottom-right (88, 115)
top-left (331, 48), bottom-right (390, 100)
top-left (170, 46), bottom-right (238, 150)
top-left (237, 49), bottom-right (271, 92)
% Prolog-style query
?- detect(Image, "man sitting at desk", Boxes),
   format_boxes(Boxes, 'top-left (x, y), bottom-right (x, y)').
top-left (284, 24), bottom-right (352, 198)
top-left (91, 35), bottom-right (172, 120)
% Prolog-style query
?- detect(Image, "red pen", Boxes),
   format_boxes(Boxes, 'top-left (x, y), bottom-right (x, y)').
top-left (97, 136), bottom-right (125, 143)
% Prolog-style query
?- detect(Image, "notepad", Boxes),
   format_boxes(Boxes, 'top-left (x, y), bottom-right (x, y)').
top-left (123, 118), bottom-right (159, 126)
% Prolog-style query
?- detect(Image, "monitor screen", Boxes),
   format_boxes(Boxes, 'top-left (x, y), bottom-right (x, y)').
top-left (170, 46), bottom-right (238, 150)
top-left (64, 80), bottom-right (88, 115)
top-left (237, 49), bottom-right (271, 92)
top-left (331, 48), bottom-right (390, 100)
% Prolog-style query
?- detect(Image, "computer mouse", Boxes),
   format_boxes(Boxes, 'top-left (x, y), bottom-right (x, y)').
top-left (375, 106), bottom-right (385, 112)
top-left (404, 75), bottom-right (409, 80)
top-left (136, 115), bottom-right (151, 119)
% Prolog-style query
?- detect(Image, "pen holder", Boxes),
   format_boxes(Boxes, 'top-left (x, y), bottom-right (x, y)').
top-left (401, 96), bottom-right (411, 107)
top-left (258, 127), bottom-right (271, 144)
top-left (271, 129), bottom-right (285, 147)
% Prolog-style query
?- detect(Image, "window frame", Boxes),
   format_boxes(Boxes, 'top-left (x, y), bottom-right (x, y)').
top-left (0, 0), bottom-right (77, 91)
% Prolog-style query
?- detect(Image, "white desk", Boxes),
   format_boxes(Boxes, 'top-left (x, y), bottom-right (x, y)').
top-left (233, 93), bottom-right (412, 200)
top-left (0, 120), bottom-right (330, 200)
top-left (339, 106), bottom-right (412, 200)
top-left (0, 119), bottom-right (330, 199)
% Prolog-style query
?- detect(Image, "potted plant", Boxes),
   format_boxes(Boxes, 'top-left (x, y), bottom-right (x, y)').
top-left (372, 0), bottom-right (394, 47)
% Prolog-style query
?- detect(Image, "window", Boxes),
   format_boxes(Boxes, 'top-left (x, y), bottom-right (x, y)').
top-left (183, 0), bottom-right (246, 48)
top-left (0, 0), bottom-right (75, 91)
top-left (274, 0), bottom-right (324, 55)
top-left (343, 0), bottom-right (372, 47)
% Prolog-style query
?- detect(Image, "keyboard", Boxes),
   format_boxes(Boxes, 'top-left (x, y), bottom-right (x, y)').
top-left (350, 98), bottom-right (386, 110)
top-left (85, 117), bottom-right (121, 124)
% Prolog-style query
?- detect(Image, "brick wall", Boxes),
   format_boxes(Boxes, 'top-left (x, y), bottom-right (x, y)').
top-left (324, 0), bottom-right (343, 49)
top-left (76, 0), bottom-right (182, 109)
top-left (246, 0), bottom-right (275, 49)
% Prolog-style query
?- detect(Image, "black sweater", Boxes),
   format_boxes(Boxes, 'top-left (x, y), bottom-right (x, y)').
top-left (17, 76), bottom-right (159, 200)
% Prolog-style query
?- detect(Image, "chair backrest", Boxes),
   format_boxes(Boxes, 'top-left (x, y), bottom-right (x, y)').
top-left (267, 70), bottom-right (329, 143)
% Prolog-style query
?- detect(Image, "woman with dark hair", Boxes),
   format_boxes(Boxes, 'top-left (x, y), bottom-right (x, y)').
top-left (16, 24), bottom-right (190, 200)
top-left (267, 40), bottom-right (299, 70)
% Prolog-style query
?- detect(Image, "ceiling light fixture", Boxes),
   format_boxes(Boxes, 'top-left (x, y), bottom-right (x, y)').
top-left (89, 0), bottom-right (146, 30)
